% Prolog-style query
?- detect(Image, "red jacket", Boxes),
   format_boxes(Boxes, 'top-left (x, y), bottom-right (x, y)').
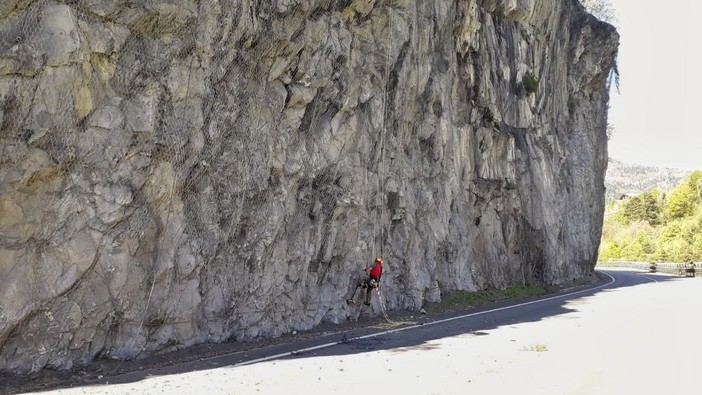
top-left (369, 262), bottom-right (382, 278)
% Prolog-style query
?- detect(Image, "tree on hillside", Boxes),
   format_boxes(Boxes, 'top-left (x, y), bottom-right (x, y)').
top-left (655, 238), bottom-right (692, 262)
top-left (693, 234), bottom-right (702, 261)
top-left (621, 195), bottom-right (644, 224)
top-left (686, 171), bottom-right (702, 202)
top-left (642, 191), bottom-right (663, 226)
top-left (599, 241), bottom-right (622, 261)
top-left (604, 159), bottom-right (690, 202)
top-left (664, 183), bottom-right (696, 220)
top-left (619, 190), bottom-right (663, 226)
top-left (680, 219), bottom-right (701, 244)
top-left (659, 221), bottom-right (682, 244)
top-left (620, 231), bottom-right (655, 261)
top-left (600, 170), bottom-right (702, 263)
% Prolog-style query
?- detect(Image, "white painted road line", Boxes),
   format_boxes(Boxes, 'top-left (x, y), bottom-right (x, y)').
top-left (233, 271), bottom-right (617, 367)
top-left (640, 275), bottom-right (659, 283)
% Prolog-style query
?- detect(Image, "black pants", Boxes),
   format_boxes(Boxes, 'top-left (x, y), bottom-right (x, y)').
top-left (349, 276), bottom-right (380, 304)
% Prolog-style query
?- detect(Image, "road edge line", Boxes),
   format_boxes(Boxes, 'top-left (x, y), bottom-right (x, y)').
top-left (233, 271), bottom-right (616, 367)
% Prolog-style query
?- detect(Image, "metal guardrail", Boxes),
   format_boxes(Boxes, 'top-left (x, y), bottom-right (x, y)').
top-left (596, 261), bottom-right (701, 277)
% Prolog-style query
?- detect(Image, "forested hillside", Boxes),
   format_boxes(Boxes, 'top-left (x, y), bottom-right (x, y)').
top-left (605, 159), bottom-right (690, 201)
top-left (599, 171), bottom-right (702, 262)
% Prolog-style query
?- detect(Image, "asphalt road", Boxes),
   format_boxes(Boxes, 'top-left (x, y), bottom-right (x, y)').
top-left (22, 269), bottom-right (702, 394)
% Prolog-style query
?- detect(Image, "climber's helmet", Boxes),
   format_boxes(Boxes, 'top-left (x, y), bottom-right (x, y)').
top-left (375, 256), bottom-right (383, 264)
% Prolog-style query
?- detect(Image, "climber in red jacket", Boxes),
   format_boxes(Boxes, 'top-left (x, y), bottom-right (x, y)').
top-left (347, 256), bottom-right (384, 306)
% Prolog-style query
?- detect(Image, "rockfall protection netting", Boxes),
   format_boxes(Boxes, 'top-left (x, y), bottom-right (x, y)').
top-left (1, 0), bottom-right (617, 373)
top-left (0, 0), bottom-right (413, 370)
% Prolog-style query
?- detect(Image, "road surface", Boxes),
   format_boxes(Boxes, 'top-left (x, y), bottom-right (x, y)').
top-left (22, 269), bottom-right (702, 394)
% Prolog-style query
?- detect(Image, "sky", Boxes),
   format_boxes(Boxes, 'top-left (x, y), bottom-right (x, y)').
top-left (606, 0), bottom-right (701, 171)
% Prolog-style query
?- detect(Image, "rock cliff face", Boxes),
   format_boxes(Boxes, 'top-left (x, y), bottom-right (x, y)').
top-left (0, 0), bottom-right (617, 372)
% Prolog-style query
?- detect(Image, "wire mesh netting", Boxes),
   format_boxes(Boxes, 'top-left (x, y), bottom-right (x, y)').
top-left (0, 0), bottom-right (616, 374)
top-left (0, 0), bottom-right (414, 372)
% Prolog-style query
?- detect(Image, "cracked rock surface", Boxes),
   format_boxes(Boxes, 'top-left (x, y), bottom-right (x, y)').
top-left (0, 0), bottom-right (617, 373)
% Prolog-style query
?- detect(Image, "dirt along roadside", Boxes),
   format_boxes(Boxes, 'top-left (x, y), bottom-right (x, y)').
top-left (1, 274), bottom-right (602, 394)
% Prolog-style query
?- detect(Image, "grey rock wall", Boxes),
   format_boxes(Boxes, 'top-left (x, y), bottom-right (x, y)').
top-left (0, 0), bottom-right (617, 373)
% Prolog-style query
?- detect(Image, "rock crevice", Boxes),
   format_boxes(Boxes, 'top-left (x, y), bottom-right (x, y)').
top-left (0, 0), bottom-right (617, 373)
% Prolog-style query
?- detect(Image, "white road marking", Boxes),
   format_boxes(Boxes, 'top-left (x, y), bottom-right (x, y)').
top-left (232, 271), bottom-right (617, 367)
top-left (640, 275), bottom-right (659, 283)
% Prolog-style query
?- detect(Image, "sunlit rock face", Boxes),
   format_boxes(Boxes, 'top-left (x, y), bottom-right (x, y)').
top-left (0, 0), bottom-right (617, 373)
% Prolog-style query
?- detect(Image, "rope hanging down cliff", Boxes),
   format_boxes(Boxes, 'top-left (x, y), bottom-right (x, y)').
top-left (368, 6), bottom-right (413, 329)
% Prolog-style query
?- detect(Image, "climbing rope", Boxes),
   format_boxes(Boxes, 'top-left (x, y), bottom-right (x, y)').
top-left (370, 285), bottom-right (415, 329)
top-left (350, 5), bottom-right (412, 330)
top-left (368, 5), bottom-right (421, 330)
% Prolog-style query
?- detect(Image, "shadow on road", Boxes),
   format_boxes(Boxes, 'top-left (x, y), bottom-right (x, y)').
top-left (269, 268), bottom-right (683, 359)
top-left (2, 268), bottom-right (691, 394)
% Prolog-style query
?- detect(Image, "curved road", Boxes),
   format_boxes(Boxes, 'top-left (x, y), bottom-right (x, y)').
top-left (26, 269), bottom-right (702, 394)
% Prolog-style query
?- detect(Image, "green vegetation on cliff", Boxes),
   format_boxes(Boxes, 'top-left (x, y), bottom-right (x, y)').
top-left (443, 285), bottom-right (546, 308)
top-left (599, 171), bottom-right (702, 262)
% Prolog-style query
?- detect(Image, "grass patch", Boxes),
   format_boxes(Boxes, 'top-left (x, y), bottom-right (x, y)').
top-left (522, 72), bottom-right (538, 94)
top-left (442, 284), bottom-right (545, 308)
top-left (572, 277), bottom-right (592, 287)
